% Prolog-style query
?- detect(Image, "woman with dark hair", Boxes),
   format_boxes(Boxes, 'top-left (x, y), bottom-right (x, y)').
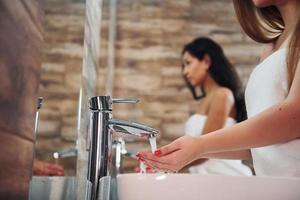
top-left (138, 0), bottom-right (300, 177)
top-left (182, 37), bottom-right (246, 122)
top-left (181, 37), bottom-right (252, 175)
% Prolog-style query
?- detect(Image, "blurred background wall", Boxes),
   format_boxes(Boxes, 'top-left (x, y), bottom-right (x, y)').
top-left (35, 0), bottom-right (85, 175)
top-left (36, 0), bottom-right (262, 172)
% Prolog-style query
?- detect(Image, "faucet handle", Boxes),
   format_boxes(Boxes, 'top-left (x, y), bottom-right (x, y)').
top-left (37, 97), bottom-right (43, 110)
top-left (89, 96), bottom-right (139, 111)
top-left (112, 98), bottom-right (139, 104)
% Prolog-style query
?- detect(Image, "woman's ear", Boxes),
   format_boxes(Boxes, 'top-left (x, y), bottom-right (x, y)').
top-left (203, 54), bottom-right (211, 69)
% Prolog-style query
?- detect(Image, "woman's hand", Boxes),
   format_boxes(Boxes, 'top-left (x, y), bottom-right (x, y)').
top-left (137, 136), bottom-right (203, 172)
top-left (133, 165), bottom-right (156, 173)
top-left (33, 160), bottom-right (65, 176)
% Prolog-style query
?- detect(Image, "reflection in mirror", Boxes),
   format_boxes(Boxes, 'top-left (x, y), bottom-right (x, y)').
top-left (34, 0), bottom-right (86, 176)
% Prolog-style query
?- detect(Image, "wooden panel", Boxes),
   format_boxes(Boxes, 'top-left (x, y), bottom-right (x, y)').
top-left (0, 133), bottom-right (35, 199)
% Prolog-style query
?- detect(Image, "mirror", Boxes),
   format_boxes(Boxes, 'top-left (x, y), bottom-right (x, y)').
top-left (34, 0), bottom-right (86, 176)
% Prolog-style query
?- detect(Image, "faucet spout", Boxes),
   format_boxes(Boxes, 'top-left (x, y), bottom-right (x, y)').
top-left (53, 147), bottom-right (77, 159)
top-left (108, 118), bottom-right (159, 138)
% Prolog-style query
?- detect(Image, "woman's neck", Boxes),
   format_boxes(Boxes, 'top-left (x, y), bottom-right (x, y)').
top-left (203, 75), bottom-right (219, 94)
top-left (277, 1), bottom-right (300, 40)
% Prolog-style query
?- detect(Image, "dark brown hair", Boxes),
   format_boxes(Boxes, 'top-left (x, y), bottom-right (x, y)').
top-left (182, 37), bottom-right (247, 122)
top-left (233, 0), bottom-right (300, 87)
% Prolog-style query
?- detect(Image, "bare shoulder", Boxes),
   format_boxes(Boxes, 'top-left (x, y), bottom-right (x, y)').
top-left (212, 87), bottom-right (234, 105)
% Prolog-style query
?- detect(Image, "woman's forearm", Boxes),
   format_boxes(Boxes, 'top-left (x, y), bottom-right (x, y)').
top-left (203, 149), bottom-right (251, 160)
top-left (197, 100), bottom-right (300, 158)
top-left (187, 150), bottom-right (251, 169)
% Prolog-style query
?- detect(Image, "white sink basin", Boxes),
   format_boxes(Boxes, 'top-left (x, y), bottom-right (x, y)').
top-left (117, 173), bottom-right (300, 200)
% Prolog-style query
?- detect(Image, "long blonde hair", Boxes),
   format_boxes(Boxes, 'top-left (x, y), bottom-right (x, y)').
top-left (233, 0), bottom-right (300, 87)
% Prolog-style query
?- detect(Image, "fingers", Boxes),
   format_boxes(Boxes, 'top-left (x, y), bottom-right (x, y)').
top-left (138, 151), bottom-right (176, 166)
top-left (50, 165), bottom-right (65, 176)
top-left (137, 150), bottom-right (181, 172)
top-left (48, 163), bottom-right (64, 171)
top-left (137, 152), bottom-right (160, 162)
top-left (33, 160), bottom-right (65, 176)
top-left (143, 159), bottom-right (178, 173)
top-left (43, 163), bottom-right (65, 176)
top-left (135, 139), bottom-right (183, 172)
top-left (137, 141), bottom-right (181, 162)
top-left (45, 168), bottom-right (64, 176)
top-left (135, 136), bottom-right (200, 173)
top-left (157, 141), bottom-right (180, 157)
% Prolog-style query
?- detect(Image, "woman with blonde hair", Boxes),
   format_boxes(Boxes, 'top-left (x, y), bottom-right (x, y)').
top-left (138, 0), bottom-right (300, 177)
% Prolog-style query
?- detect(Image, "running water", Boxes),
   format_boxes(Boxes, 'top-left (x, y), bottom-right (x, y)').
top-left (140, 162), bottom-right (146, 173)
top-left (149, 136), bottom-right (157, 153)
top-left (139, 136), bottom-right (157, 174)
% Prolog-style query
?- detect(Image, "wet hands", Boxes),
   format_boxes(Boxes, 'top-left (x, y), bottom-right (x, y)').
top-left (136, 136), bottom-right (202, 173)
top-left (33, 160), bottom-right (65, 176)
top-left (133, 165), bottom-right (156, 173)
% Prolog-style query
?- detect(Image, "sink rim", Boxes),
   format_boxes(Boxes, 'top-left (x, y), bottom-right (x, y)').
top-left (117, 172), bottom-right (300, 181)
top-left (117, 173), bottom-right (300, 200)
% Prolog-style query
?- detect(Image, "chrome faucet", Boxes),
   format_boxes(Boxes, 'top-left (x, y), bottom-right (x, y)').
top-left (53, 147), bottom-right (77, 159)
top-left (34, 97), bottom-right (43, 137)
top-left (111, 138), bottom-right (140, 174)
top-left (85, 96), bottom-right (158, 200)
top-left (111, 138), bottom-right (125, 175)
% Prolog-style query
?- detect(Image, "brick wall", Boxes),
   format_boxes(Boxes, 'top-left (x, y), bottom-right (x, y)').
top-left (36, 0), bottom-right (85, 174)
